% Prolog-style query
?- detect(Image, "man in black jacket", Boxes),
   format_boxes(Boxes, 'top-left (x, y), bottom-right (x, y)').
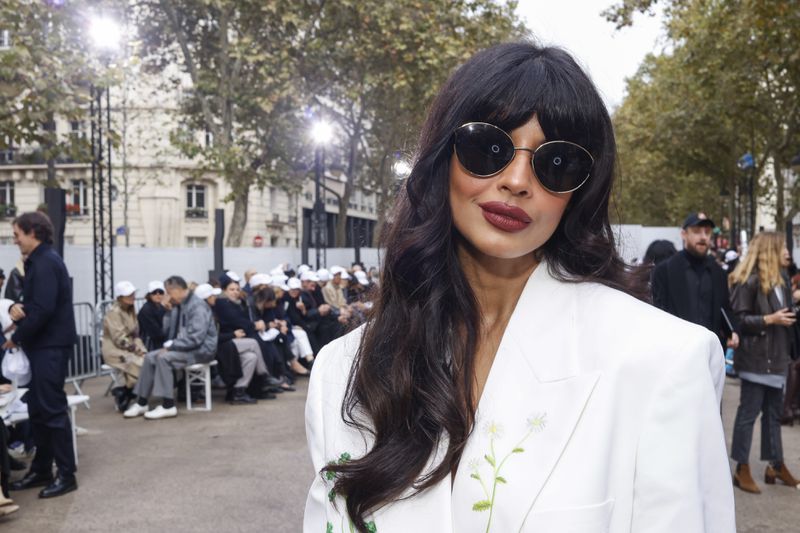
top-left (4, 212), bottom-right (77, 498)
top-left (652, 212), bottom-right (740, 349)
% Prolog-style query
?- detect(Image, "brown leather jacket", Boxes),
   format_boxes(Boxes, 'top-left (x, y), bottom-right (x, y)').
top-left (731, 273), bottom-right (793, 376)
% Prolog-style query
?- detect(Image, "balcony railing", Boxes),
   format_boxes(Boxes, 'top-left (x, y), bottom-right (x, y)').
top-left (185, 207), bottom-right (207, 219)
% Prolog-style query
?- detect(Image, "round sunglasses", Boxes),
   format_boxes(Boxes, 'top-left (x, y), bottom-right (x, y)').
top-left (453, 122), bottom-right (594, 194)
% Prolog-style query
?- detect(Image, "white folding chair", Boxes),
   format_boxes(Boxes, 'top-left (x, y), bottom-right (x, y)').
top-left (184, 360), bottom-right (217, 411)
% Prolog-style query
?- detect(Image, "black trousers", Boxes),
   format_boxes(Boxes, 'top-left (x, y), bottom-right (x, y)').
top-left (26, 346), bottom-right (76, 477)
top-left (731, 378), bottom-right (784, 464)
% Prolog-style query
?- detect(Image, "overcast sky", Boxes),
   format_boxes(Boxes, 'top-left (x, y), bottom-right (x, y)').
top-left (516, 0), bottom-right (666, 110)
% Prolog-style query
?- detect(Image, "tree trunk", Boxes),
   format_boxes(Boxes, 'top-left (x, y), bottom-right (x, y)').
top-left (226, 188), bottom-right (249, 246)
top-left (775, 158), bottom-right (785, 230)
top-left (336, 126), bottom-right (361, 247)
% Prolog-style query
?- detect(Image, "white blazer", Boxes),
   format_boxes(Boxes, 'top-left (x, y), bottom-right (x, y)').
top-left (304, 263), bottom-right (735, 533)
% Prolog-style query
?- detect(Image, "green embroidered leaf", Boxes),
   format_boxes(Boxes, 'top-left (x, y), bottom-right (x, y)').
top-left (325, 470), bottom-right (336, 481)
top-left (326, 522), bottom-right (333, 533)
top-left (339, 452), bottom-right (352, 463)
top-left (472, 500), bottom-right (492, 512)
top-left (512, 447), bottom-right (525, 454)
top-left (484, 454), bottom-right (496, 467)
top-left (496, 476), bottom-right (507, 484)
top-left (469, 473), bottom-right (481, 480)
top-left (328, 488), bottom-right (336, 502)
top-left (366, 521), bottom-right (378, 533)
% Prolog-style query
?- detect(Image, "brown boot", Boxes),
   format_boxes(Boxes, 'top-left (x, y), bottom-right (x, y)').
top-left (765, 463), bottom-right (800, 488)
top-left (733, 463), bottom-right (761, 494)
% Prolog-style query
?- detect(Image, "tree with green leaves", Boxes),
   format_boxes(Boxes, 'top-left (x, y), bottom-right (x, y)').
top-left (0, 1), bottom-right (101, 183)
top-left (302, 0), bottom-right (527, 246)
top-left (608, 0), bottom-right (800, 232)
top-left (132, 0), bottom-right (317, 246)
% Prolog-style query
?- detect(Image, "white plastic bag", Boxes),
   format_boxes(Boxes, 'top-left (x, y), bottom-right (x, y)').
top-left (2, 348), bottom-right (31, 386)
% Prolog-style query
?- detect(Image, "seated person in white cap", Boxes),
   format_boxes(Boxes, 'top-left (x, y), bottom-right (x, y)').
top-left (102, 281), bottom-right (147, 412)
top-left (124, 276), bottom-right (218, 420)
top-left (137, 280), bottom-right (169, 351)
top-left (283, 276), bottom-right (317, 368)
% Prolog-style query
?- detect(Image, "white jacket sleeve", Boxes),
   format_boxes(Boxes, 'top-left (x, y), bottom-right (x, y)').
top-left (303, 344), bottom-right (333, 532)
top-left (631, 330), bottom-right (735, 533)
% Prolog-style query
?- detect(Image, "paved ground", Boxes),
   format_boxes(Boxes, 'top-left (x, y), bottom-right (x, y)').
top-left (2, 374), bottom-right (799, 532)
top-left (2, 376), bottom-right (313, 532)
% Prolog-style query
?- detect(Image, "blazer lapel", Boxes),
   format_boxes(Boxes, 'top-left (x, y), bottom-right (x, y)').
top-left (451, 264), bottom-right (601, 533)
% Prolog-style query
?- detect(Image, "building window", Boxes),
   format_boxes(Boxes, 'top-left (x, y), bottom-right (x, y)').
top-left (0, 181), bottom-right (13, 206)
top-left (186, 183), bottom-right (207, 218)
top-left (0, 30), bottom-right (10, 50)
top-left (204, 128), bottom-right (213, 147)
top-left (69, 120), bottom-right (85, 139)
top-left (69, 179), bottom-right (89, 216)
top-left (270, 235), bottom-right (278, 246)
top-left (186, 236), bottom-right (208, 248)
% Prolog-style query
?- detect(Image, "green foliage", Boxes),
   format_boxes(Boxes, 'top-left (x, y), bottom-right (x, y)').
top-left (610, 0), bottom-right (800, 229)
top-left (0, 0), bottom-right (104, 164)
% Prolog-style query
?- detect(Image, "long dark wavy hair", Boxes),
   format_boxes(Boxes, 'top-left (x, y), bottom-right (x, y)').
top-left (324, 42), bottom-right (646, 531)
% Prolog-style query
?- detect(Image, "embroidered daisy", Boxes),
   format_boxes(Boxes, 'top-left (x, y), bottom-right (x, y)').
top-left (483, 421), bottom-right (505, 440)
top-left (526, 413), bottom-right (547, 432)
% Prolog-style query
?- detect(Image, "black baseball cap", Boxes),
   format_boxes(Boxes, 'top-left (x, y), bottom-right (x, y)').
top-left (682, 212), bottom-right (715, 229)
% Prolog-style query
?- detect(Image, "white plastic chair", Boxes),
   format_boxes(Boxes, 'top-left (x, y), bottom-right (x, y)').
top-left (184, 360), bottom-right (217, 411)
top-left (101, 363), bottom-right (124, 397)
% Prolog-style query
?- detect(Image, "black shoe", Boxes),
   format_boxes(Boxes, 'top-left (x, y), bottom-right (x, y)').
top-left (10, 470), bottom-right (53, 491)
top-left (9, 456), bottom-right (26, 471)
top-left (254, 390), bottom-right (277, 400)
top-left (113, 387), bottom-right (132, 412)
top-left (264, 376), bottom-right (283, 387)
top-left (228, 388), bottom-right (257, 405)
top-left (39, 475), bottom-right (77, 498)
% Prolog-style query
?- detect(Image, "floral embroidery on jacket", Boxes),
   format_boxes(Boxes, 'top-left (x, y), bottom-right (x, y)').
top-left (469, 413), bottom-right (548, 533)
top-left (324, 452), bottom-right (378, 533)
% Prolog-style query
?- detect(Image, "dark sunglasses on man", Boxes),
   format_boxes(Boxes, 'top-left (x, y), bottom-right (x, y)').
top-left (452, 122), bottom-right (594, 194)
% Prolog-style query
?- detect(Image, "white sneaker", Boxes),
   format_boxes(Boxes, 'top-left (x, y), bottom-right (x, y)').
top-left (144, 405), bottom-right (178, 420)
top-left (123, 403), bottom-right (149, 418)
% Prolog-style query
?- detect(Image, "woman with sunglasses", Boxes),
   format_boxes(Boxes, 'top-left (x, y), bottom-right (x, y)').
top-left (304, 42), bottom-right (734, 533)
top-left (137, 280), bottom-right (168, 352)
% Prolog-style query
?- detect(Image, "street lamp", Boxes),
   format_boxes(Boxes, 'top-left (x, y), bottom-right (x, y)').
top-left (392, 159), bottom-right (412, 179)
top-left (311, 120), bottom-right (333, 269)
top-left (88, 16), bottom-right (121, 53)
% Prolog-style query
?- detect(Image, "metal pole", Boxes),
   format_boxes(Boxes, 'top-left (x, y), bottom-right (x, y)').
top-left (314, 146), bottom-right (323, 269)
top-left (106, 86), bottom-right (114, 289)
top-left (90, 84), bottom-right (98, 304)
top-left (98, 88), bottom-right (105, 300)
top-left (749, 167), bottom-right (756, 236)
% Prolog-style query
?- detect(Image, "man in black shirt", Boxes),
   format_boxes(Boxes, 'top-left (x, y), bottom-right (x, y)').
top-left (4, 212), bottom-right (78, 498)
top-left (652, 212), bottom-right (739, 349)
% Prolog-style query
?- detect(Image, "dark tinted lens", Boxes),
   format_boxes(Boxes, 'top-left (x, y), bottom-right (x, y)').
top-left (454, 123), bottom-right (515, 177)
top-left (532, 142), bottom-right (593, 193)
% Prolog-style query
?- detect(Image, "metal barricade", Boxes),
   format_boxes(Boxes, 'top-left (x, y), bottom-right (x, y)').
top-left (66, 302), bottom-right (100, 403)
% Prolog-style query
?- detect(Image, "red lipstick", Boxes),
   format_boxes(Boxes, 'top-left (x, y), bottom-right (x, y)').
top-left (478, 202), bottom-right (532, 233)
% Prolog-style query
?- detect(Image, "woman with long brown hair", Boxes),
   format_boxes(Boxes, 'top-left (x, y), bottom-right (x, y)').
top-left (304, 42), bottom-right (734, 532)
top-left (730, 231), bottom-right (800, 493)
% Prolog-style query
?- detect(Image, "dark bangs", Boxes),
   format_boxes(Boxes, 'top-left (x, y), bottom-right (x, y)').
top-left (448, 44), bottom-right (603, 153)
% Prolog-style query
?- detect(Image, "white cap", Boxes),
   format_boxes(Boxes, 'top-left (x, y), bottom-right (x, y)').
top-left (300, 271), bottom-right (319, 282)
top-left (297, 264), bottom-right (311, 275)
top-left (725, 250), bottom-right (739, 262)
top-left (249, 273), bottom-right (272, 288)
top-left (317, 269), bottom-right (331, 282)
top-left (287, 277), bottom-right (302, 290)
top-left (114, 281), bottom-right (136, 298)
top-left (147, 280), bottom-right (165, 294)
top-left (270, 273), bottom-right (288, 285)
top-left (270, 266), bottom-right (286, 276)
top-left (225, 270), bottom-right (241, 282)
top-left (330, 266), bottom-right (351, 280)
top-left (195, 283), bottom-right (222, 300)
top-left (354, 270), bottom-right (369, 286)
